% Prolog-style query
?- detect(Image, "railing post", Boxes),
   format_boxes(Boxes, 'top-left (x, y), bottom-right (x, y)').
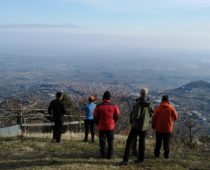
top-left (17, 111), bottom-right (21, 125)
top-left (68, 115), bottom-right (71, 132)
top-left (23, 118), bottom-right (26, 134)
top-left (20, 109), bottom-right (24, 137)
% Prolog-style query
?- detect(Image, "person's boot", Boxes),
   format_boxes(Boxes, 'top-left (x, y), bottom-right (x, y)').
top-left (83, 136), bottom-right (88, 142)
top-left (119, 161), bottom-right (128, 166)
top-left (164, 154), bottom-right (169, 159)
top-left (132, 151), bottom-right (138, 157)
top-left (134, 159), bottom-right (143, 164)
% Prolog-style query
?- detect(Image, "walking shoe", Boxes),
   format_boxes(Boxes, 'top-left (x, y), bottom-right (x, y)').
top-left (154, 154), bottom-right (159, 158)
top-left (134, 160), bottom-right (143, 164)
top-left (106, 155), bottom-right (112, 159)
top-left (164, 155), bottom-right (169, 159)
top-left (119, 161), bottom-right (128, 166)
top-left (98, 155), bottom-right (105, 159)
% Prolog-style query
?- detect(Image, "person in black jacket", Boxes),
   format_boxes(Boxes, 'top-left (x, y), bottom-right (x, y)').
top-left (48, 92), bottom-right (66, 143)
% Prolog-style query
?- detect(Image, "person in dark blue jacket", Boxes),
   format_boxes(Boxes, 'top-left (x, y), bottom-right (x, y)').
top-left (81, 96), bottom-right (96, 142)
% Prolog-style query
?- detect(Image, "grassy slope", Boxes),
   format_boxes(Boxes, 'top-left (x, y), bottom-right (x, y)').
top-left (0, 133), bottom-right (209, 170)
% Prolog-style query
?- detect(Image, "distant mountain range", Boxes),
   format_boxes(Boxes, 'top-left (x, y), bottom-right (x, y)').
top-left (163, 80), bottom-right (210, 118)
top-left (171, 80), bottom-right (210, 92)
top-left (156, 80), bottom-right (210, 136)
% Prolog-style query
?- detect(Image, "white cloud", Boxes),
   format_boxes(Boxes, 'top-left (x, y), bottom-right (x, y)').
top-left (0, 24), bottom-right (83, 29)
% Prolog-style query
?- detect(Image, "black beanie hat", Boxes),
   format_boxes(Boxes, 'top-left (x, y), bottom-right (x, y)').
top-left (162, 95), bottom-right (169, 102)
top-left (103, 91), bottom-right (111, 100)
top-left (56, 92), bottom-right (63, 99)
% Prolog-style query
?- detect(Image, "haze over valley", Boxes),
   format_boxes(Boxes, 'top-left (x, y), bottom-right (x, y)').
top-left (1, 49), bottom-right (210, 98)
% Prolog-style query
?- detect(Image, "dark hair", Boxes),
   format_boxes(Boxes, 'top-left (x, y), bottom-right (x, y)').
top-left (103, 91), bottom-right (111, 100)
top-left (56, 92), bottom-right (63, 99)
top-left (162, 95), bottom-right (169, 102)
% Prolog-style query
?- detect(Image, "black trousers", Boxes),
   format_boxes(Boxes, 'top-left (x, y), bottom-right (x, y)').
top-left (132, 135), bottom-right (138, 156)
top-left (84, 119), bottom-right (95, 141)
top-left (123, 128), bottom-right (146, 162)
top-left (154, 132), bottom-right (171, 158)
top-left (99, 130), bottom-right (114, 158)
top-left (53, 116), bottom-right (63, 143)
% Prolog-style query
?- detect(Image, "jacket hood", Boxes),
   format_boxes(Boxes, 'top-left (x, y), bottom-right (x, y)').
top-left (136, 96), bottom-right (151, 104)
top-left (160, 101), bottom-right (170, 107)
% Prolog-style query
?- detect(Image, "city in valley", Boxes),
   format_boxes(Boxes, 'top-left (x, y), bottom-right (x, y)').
top-left (0, 54), bottom-right (210, 137)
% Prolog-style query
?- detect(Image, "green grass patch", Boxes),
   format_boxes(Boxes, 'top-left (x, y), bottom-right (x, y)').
top-left (0, 133), bottom-right (209, 170)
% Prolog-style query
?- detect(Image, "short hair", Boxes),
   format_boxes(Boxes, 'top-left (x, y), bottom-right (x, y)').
top-left (139, 88), bottom-right (148, 96)
top-left (103, 91), bottom-right (111, 100)
top-left (88, 96), bottom-right (95, 102)
top-left (56, 92), bottom-right (63, 99)
top-left (162, 95), bottom-right (169, 102)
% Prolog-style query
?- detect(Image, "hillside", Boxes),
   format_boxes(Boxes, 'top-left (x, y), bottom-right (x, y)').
top-left (168, 80), bottom-right (210, 95)
top-left (165, 80), bottom-right (210, 114)
top-left (164, 80), bottom-right (210, 117)
top-left (0, 133), bottom-right (209, 170)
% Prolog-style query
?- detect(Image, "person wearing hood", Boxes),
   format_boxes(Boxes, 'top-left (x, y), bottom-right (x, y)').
top-left (120, 88), bottom-right (153, 165)
top-left (152, 95), bottom-right (178, 159)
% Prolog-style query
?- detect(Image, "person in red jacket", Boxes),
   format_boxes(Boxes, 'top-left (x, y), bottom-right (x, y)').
top-left (152, 95), bottom-right (178, 158)
top-left (93, 91), bottom-right (120, 159)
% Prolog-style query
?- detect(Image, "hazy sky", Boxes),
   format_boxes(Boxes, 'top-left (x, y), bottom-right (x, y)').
top-left (0, 0), bottom-right (210, 54)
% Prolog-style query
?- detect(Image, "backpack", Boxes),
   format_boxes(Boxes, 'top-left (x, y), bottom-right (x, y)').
top-left (131, 96), bottom-right (151, 119)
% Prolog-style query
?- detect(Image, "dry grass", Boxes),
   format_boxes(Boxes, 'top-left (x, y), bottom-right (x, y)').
top-left (0, 132), bottom-right (209, 170)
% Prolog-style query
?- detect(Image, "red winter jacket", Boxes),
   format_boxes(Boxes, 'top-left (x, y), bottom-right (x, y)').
top-left (152, 101), bottom-right (178, 133)
top-left (93, 100), bottom-right (120, 131)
